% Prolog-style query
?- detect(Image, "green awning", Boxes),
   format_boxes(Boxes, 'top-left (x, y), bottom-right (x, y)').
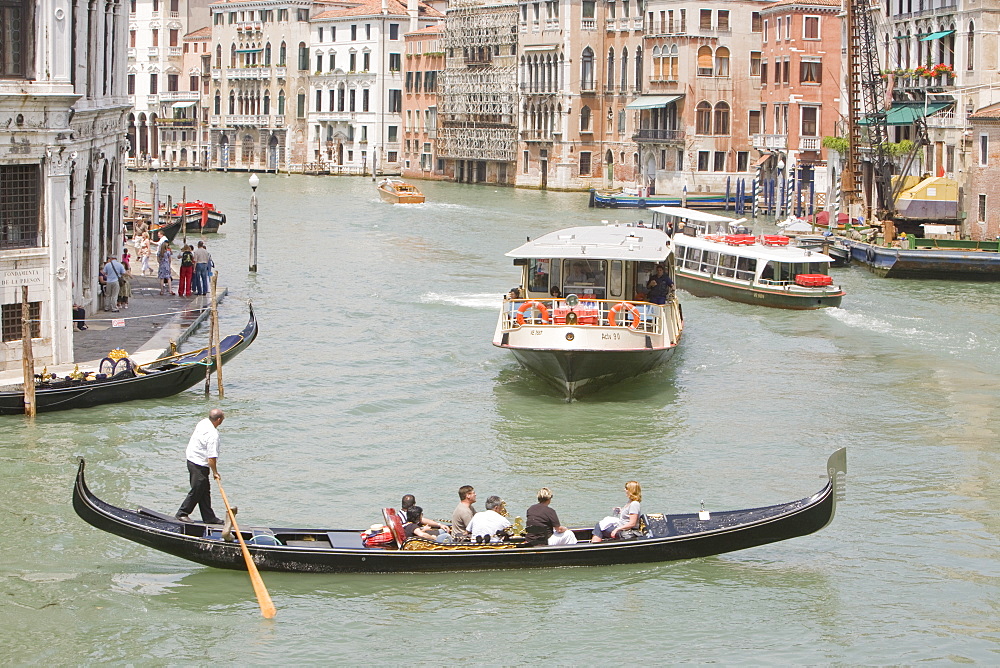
top-left (626, 95), bottom-right (682, 110)
top-left (884, 101), bottom-right (952, 125)
top-left (235, 48), bottom-right (262, 53)
top-left (919, 29), bottom-right (955, 41)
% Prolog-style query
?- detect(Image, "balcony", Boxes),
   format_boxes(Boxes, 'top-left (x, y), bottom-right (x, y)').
top-left (211, 68), bottom-right (221, 80)
top-left (157, 118), bottom-right (196, 128)
top-left (147, 47), bottom-right (159, 58)
top-left (581, 18), bottom-right (596, 30)
top-left (158, 91), bottom-right (199, 101)
top-left (521, 130), bottom-right (554, 144)
top-left (225, 67), bottom-right (272, 80)
top-left (752, 133), bottom-right (787, 150)
top-left (168, 47), bottom-right (182, 58)
top-left (213, 115), bottom-right (284, 128)
top-left (799, 136), bottom-right (821, 151)
top-left (236, 21), bottom-right (263, 32)
top-left (634, 128), bottom-right (685, 143)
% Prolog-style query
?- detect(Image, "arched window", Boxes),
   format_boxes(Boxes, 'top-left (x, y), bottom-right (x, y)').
top-left (279, 42), bottom-right (287, 67)
top-left (298, 42), bottom-right (309, 70)
top-left (581, 47), bottom-right (595, 90)
top-left (230, 43), bottom-right (237, 68)
top-left (278, 90), bottom-right (286, 115)
top-left (715, 47), bottom-right (730, 77)
top-left (265, 43), bottom-right (271, 66)
top-left (668, 45), bottom-right (678, 80)
top-left (607, 47), bottom-right (615, 89)
top-left (714, 102), bottom-right (730, 135)
top-left (967, 20), bottom-right (974, 70)
top-left (697, 45), bottom-right (713, 76)
top-left (581, 105), bottom-right (592, 132)
top-left (621, 47), bottom-right (628, 90)
top-left (214, 92), bottom-right (221, 114)
top-left (263, 91), bottom-right (270, 115)
top-left (228, 91), bottom-right (235, 114)
top-left (635, 46), bottom-right (642, 92)
top-left (652, 46), bottom-right (661, 79)
top-left (696, 101), bottom-right (712, 134)
top-left (215, 44), bottom-right (222, 69)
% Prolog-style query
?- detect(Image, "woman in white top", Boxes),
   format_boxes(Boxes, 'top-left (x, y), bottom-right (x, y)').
top-left (591, 481), bottom-right (642, 543)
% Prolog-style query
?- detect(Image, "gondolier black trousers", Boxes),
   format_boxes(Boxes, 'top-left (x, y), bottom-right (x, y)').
top-left (178, 460), bottom-right (219, 522)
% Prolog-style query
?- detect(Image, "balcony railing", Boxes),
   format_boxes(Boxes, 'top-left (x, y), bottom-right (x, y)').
top-left (168, 47), bottom-right (182, 57)
top-left (581, 18), bottom-right (596, 30)
top-left (147, 47), bottom-right (159, 58)
top-left (212, 114), bottom-right (285, 128)
top-left (225, 67), bottom-right (273, 80)
top-left (752, 133), bottom-right (787, 149)
top-left (157, 118), bottom-right (196, 128)
top-left (634, 128), bottom-right (685, 142)
top-left (158, 91), bottom-right (199, 101)
top-left (799, 136), bottom-right (821, 151)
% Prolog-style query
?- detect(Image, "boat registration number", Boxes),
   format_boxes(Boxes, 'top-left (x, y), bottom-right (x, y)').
top-left (601, 332), bottom-right (621, 340)
top-left (530, 329), bottom-right (545, 335)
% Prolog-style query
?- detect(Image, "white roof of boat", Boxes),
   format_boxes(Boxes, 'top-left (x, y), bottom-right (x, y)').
top-left (675, 234), bottom-right (834, 263)
top-left (505, 224), bottom-right (672, 261)
top-left (649, 206), bottom-right (741, 224)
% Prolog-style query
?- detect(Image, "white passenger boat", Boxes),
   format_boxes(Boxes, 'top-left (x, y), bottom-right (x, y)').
top-left (649, 207), bottom-right (844, 310)
top-left (492, 224), bottom-right (684, 399)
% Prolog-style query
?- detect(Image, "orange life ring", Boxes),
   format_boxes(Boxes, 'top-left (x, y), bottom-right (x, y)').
top-left (515, 300), bottom-right (551, 325)
top-left (608, 302), bottom-right (641, 328)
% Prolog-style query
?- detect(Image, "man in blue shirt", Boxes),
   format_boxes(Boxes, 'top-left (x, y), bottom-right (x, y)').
top-left (646, 265), bottom-right (674, 304)
top-left (102, 255), bottom-right (126, 312)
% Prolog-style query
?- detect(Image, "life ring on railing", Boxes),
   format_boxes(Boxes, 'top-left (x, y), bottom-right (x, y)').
top-left (515, 300), bottom-right (551, 325)
top-left (866, 247), bottom-right (875, 264)
top-left (608, 302), bottom-right (641, 328)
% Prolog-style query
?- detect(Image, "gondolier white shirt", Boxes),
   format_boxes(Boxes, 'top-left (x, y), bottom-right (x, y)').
top-left (186, 418), bottom-right (221, 466)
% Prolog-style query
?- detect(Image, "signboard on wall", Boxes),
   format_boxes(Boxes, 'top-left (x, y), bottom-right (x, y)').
top-left (0, 268), bottom-right (44, 288)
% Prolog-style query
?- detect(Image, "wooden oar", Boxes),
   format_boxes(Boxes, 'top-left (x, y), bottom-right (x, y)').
top-left (216, 480), bottom-right (277, 619)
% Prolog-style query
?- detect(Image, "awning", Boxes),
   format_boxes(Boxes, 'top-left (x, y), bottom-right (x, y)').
top-left (753, 153), bottom-right (772, 167)
top-left (235, 48), bottom-right (263, 53)
top-left (172, 101), bottom-right (197, 109)
top-left (920, 29), bottom-right (955, 41)
top-left (626, 95), bottom-right (682, 110)
top-left (884, 101), bottom-right (952, 125)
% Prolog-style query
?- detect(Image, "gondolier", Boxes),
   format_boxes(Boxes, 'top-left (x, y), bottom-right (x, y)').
top-left (176, 408), bottom-right (226, 524)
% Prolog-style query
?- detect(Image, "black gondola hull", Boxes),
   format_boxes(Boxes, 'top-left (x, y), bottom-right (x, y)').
top-left (73, 449), bottom-right (846, 574)
top-left (0, 306), bottom-right (257, 414)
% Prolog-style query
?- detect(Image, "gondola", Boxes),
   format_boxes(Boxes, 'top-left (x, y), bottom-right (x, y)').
top-left (73, 448), bottom-right (846, 574)
top-left (0, 305), bottom-right (257, 415)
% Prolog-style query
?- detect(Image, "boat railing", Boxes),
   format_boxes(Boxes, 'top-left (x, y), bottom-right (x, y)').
top-left (501, 298), bottom-right (666, 334)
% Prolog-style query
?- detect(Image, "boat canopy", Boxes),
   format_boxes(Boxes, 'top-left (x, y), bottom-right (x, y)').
top-left (505, 224), bottom-right (672, 262)
top-left (676, 234), bottom-right (835, 263)
top-left (648, 206), bottom-right (739, 224)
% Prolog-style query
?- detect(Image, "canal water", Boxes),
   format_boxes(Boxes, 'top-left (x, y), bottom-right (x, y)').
top-left (2, 172), bottom-right (998, 662)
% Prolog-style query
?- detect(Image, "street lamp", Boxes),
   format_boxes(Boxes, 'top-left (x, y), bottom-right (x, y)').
top-left (248, 173), bottom-right (259, 273)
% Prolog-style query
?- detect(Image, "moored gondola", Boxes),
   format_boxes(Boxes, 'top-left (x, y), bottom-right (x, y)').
top-left (73, 448), bottom-right (846, 574)
top-left (0, 305), bottom-right (257, 414)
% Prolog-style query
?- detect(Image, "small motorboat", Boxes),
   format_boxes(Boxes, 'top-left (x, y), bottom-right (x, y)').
top-left (377, 178), bottom-right (425, 204)
top-left (493, 223), bottom-right (684, 398)
top-left (73, 449), bottom-right (846, 574)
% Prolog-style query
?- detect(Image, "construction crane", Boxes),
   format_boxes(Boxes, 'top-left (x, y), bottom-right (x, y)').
top-left (842, 0), bottom-right (929, 240)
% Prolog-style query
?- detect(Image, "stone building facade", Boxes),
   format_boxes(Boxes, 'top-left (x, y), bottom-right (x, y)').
top-left (401, 25), bottom-right (445, 180)
top-left (965, 103), bottom-right (1000, 241)
top-left (0, 0), bottom-right (130, 371)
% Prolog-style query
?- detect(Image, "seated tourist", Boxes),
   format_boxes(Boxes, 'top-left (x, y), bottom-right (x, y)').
top-left (526, 487), bottom-right (577, 546)
top-left (466, 495), bottom-right (512, 543)
top-left (591, 481), bottom-right (642, 543)
top-left (399, 494), bottom-right (448, 533)
top-left (451, 485), bottom-right (477, 540)
top-left (403, 506), bottom-right (438, 541)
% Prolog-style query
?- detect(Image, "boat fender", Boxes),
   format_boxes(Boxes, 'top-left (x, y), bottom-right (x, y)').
top-left (609, 197), bottom-right (618, 207)
top-left (637, 199), bottom-right (646, 208)
top-left (515, 300), bottom-right (551, 325)
top-left (608, 302), bottom-right (641, 328)
top-left (866, 247), bottom-right (875, 264)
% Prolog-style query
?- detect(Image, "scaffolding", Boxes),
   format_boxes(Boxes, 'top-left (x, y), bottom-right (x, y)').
top-left (437, 1), bottom-right (518, 163)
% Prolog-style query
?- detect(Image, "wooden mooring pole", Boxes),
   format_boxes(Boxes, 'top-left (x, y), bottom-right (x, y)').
top-left (211, 272), bottom-right (224, 398)
top-left (20, 286), bottom-right (35, 417)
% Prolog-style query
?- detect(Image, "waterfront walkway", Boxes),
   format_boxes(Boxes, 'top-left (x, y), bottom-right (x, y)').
top-left (0, 272), bottom-right (227, 388)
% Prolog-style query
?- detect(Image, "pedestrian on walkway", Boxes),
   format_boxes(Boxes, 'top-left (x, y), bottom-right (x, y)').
top-left (178, 244), bottom-right (195, 297)
top-left (72, 304), bottom-right (88, 330)
top-left (102, 255), bottom-right (125, 312)
top-left (176, 408), bottom-right (226, 524)
top-left (117, 266), bottom-right (132, 309)
top-left (158, 241), bottom-right (175, 295)
top-left (192, 240), bottom-right (210, 295)
top-left (137, 232), bottom-right (152, 276)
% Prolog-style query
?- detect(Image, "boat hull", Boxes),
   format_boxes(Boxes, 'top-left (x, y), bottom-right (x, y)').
top-left (73, 449), bottom-right (845, 574)
top-left (591, 190), bottom-right (728, 210)
top-left (0, 307), bottom-right (257, 414)
top-left (507, 346), bottom-right (677, 398)
top-left (844, 240), bottom-right (1000, 280)
top-left (377, 182), bottom-right (425, 204)
top-left (676, 273), bottom-right (843, 309)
